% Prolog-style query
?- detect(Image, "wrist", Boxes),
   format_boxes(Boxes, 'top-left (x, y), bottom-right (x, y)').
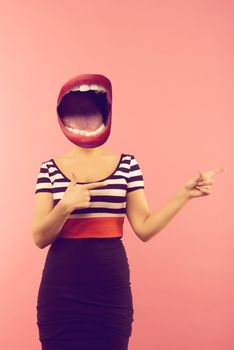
top-left (58, 199), bottom-right (73, 215)
top-left (175, 186), bottom-right (191, 203)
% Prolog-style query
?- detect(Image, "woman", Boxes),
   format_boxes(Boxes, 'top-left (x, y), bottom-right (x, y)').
top-left (32, 74), bottom-right (225, 350)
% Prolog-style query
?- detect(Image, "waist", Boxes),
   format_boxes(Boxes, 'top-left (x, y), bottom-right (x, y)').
top-left (59, 216), bottom-right (124, 239)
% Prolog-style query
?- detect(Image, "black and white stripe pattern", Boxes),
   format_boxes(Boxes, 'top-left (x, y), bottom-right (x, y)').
top-left (35, 154), bottom-right (144, 217)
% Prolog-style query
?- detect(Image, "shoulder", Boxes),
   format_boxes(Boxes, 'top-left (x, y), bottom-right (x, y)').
top-left (38, 159), bottom-right (55, 175)
top-left (123, 153), bottom-right (140, 163)
top-left (121, 153), bottom-right (133, 166)
top-left (122, 153), bottom-right (143, 166)
top-left (122, 153), bottom-right (134, 159)
top-left (41, 159), bottom-right (53, 167)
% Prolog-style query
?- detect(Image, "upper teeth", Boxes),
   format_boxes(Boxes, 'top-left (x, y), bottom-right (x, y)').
top-left (71, 84), bottom-right (106, 94)
top-left (65, 122), bottom-right (106, 137)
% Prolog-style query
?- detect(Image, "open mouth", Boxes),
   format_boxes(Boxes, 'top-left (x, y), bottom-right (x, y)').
top-left (57, 84), bottom-right (111, 138)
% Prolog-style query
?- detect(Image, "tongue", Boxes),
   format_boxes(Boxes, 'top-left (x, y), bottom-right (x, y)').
top-left (62, 113), bottom-right (103, 132)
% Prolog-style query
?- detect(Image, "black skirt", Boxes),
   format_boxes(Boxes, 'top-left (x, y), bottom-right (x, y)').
top-left (36, 237), bottom-right (134, 350)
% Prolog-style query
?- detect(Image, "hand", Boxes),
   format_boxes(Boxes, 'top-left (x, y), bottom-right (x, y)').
top-left (61, 172), bottom-right (108, 211)
top-left (181, 167), bottom-right (227, 199)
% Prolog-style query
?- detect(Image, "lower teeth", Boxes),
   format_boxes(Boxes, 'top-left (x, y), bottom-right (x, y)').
top-left (65, 123), bottom-right (105, 136)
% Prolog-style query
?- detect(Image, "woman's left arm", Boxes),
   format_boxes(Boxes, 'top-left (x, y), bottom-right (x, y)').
top-left (126, 167), bottom-right (226, 242)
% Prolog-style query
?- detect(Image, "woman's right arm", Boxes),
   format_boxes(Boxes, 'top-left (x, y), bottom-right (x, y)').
top-left (32, 194), bottom-right (72, 249)
top-left (32, 172), bottom-right (108, 249)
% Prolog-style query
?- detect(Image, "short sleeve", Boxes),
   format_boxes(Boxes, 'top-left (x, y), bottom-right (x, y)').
top-left (35, 162), bottom-right (53, 194)
top-left (127, 155), bottom-right (145, 193)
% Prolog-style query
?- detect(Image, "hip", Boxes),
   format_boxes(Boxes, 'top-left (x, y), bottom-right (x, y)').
top-left (40, 237), bottom-right (131, 290)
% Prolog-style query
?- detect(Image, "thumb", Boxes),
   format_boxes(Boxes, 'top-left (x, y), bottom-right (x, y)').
top-left (69, 172), bottom-right (78, 186)
top-left (195, 169), bottom-right (204, 182)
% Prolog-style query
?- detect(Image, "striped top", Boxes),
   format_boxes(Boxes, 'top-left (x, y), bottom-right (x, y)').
top-left (35, 153), bottom-right (144, 239)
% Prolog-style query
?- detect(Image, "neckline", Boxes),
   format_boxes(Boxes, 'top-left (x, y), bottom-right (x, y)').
top-left (50, 153), bottom-right (124, 184)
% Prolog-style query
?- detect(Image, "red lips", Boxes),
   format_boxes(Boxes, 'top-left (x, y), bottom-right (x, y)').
top-left (56, 74), bottom-right (112, 148)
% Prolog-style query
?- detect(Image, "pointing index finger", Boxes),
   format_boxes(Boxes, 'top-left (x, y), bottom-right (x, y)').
top-left (205, 167), bottom-right (227, 179)
top-left (212, 167), bottom-right (227, 176)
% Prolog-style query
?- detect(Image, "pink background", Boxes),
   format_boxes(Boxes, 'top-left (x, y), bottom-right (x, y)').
top-left (0, 0), bottom-right (233, 349)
